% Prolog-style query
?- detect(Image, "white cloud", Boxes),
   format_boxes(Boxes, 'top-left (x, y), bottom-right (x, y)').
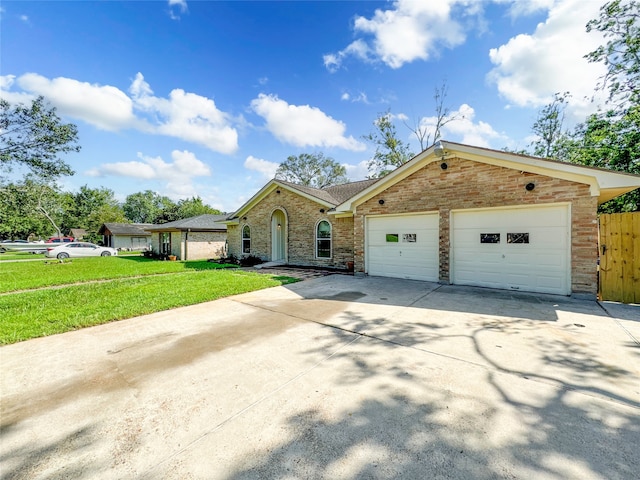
top-left (0, 75), bottom-right (33, 104)
top-left (488, 0), bottom-right (607, 118)
top-left (505, 0), bottom-right (556, 18)
top-left (168, 0), bottom-right (188, 20)
top-left (86, 150), bottom-right (210, 181)
top-left (418, 104), bottom-right (505, 148)
top-left (1, 72), bottom-right (239, 154)
top-left (130, 73), bottom-right (239, 154)
top-left (7, 73), bottom-right (137, 131)
top-left (340, 91), bottom-right (369, 104)
top-left (251, 93), bottom-right (365, 151)
top-left (343, 160), bottom-right (371, 181)
top-left (325, 0), bottom-right (467, 71)
top-left (244, 155), bottom-right (280, 179)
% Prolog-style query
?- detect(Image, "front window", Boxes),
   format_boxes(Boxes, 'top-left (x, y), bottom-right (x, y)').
top-left (161, 232), bottom-right (171, 254)
top-left (316, 220), bottom-right (331, 258)
top-left (242, 225), bottom-right (251, 254)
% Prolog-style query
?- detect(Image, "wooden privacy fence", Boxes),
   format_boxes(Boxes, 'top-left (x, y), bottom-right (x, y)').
top-left (599, 212), bottom-right (640, 303)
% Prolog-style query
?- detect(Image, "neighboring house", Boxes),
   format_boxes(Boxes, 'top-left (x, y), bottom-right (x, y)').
top-left (98, 223), bottom-right (153, 250)
top-left (225, 141), bottom-right (640, 298)
top-left (70, 228), bottom-right (87, 240)
top-left (145, 214), bottom-right (228, 261)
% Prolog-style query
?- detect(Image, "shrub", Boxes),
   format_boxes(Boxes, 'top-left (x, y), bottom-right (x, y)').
top-left (239, 255), bottom-right (263, 267)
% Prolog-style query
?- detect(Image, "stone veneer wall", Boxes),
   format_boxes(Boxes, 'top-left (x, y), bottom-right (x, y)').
top-left (227, 188), bottom-right (354, 269)
top-left (354, 158), bottom-right (598, 295)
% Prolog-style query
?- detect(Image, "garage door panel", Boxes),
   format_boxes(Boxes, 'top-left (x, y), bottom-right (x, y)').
top-left (367, 214), bottom-right (439, 282)
top-left (452, 205), bottom-right (570, 295)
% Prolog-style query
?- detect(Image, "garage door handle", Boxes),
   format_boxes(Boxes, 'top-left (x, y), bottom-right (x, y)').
top-left (601, 245), bottom-right (606, 255)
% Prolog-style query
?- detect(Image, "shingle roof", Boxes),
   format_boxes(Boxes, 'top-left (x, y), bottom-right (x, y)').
top-left (100, 223), bottom-right (153, 236)
top-left (70, 228), bottom-right (88, 238)
top-left (277, 178), bottom-right (378, 206)
top-left (323, 179), bottom-right (378, 204)
top-left (145, 214), bottom-right (228, 231)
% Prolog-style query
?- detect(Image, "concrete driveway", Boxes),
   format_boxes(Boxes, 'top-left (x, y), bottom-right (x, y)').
top-left (1, 275), bottom-right (639, 479)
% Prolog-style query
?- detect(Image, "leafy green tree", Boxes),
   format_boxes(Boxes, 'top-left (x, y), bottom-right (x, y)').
top-left (275, 152), bottom-right (348, 188)
top-left (569, 106), bottom-right (639, 212)
top-left (156, 196), bottom-right (179, 223)
top-left (123, 190), bottom-right (178, 224)
top-left (0, 178), bottom-right (64, 240)
top-left (577, 0), bottom-right (640, 212)
top-left (123, 190), bottom-right (162, 223)
top-left (585, 0), bottom-right (640, 106)
top-left (176, 197), bottom-right (222, 219)
top-left (0, 96), bottom-right (79, 180)
top-left (61, 186), bottom-right (117, 229)
top-left (61, 185), bottom-right (125, 241)
top-left (363, 110), bottom-right (414, 178)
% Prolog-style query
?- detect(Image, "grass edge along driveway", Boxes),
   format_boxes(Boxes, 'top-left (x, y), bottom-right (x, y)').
top-left (1, 258), bottom-right (298, 344)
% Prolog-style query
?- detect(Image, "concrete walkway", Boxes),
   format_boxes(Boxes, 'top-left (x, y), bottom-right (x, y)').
top-left (1, 276), bottom-right (638, 479)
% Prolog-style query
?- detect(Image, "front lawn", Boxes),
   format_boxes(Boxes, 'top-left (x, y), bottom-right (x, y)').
top-left (1, 256), bottom-right (240, 293)
top-left (0, 257), bottom-right (298, 344)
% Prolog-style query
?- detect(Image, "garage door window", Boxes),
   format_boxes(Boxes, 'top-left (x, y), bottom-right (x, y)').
top-left (507, 233), bottom-right (530, 244)
top-left (316, 220), bottom-right (331, 258)
top-left (480, 233), bottom-right (500, 244)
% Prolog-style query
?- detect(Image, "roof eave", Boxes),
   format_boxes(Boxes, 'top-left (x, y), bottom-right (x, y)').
top-left (231, 179), bottom-right (336, 219)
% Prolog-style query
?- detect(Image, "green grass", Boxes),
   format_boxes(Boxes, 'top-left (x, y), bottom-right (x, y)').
top-left (0, 251), bottom-right (44, 261)
top-left (0, 256), bottom-right (241, 293)
top-left (0, 257), bottom-right (299, 344)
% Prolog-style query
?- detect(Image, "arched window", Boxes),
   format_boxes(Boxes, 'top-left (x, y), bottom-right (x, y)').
top-left (316, 220), bottom-right (331, 258)
top-left (242, 225), bottom-right (251, 254)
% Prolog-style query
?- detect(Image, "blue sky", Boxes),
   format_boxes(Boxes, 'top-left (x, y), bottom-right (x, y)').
top-left (1, 0), bottom-right (609, 212)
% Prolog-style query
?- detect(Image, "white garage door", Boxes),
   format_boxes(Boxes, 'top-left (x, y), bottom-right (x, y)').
top-left (367, 213), bottom-right (439, 282)
top-left (452, 204), bottom-right (570, 295)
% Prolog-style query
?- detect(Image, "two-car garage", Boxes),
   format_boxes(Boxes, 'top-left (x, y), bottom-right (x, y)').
top-left (366, 204), bottom-right (571, 295)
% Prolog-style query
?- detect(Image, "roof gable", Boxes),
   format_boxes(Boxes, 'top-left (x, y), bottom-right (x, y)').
top-left (225, 178), bottom-right (376, 222)
top-left (336, 141), bottom-right (640, 210)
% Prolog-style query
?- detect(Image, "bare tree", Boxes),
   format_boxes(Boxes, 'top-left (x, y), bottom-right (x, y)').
top-left (404, 81), bottom-right (462, 151)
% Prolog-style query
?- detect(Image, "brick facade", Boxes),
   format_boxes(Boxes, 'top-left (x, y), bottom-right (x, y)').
top-left (179, 231), bottom-right (226, 260)
top-left (151, 230), bottom-right (226, 260)
top-left (353, 157), bottom-right (598, 295)
top-left (227, 188), bottom-right (354, 269)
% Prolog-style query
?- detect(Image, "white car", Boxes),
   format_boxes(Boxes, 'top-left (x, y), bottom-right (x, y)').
top-left (45, 242), bottom-right (118, 259)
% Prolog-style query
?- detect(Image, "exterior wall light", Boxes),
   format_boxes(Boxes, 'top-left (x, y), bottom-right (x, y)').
top-left (378, 199), bottom-right (385, 205)
top-left (276, 189), bottom-right (281, 194)
top-left (526, 182), bottom-right (535, 191)
top-left (319, 208), bottom-right (325, 213)
top-left (441, 162), bottom-right (448, 170)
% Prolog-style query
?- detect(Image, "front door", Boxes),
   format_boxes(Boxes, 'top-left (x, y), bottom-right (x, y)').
top-left (271, 209), bottom-right (286, 262)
